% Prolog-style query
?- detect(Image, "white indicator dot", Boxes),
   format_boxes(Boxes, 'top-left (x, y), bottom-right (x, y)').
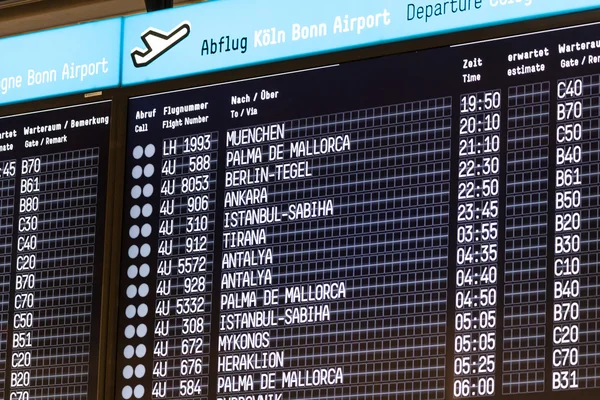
top-left (122, 386), bottom-right (133, 400)
top-left (135, 365), bottom-right (146, 378)
top-left (139, 284), bottom-right (149, 297)
top-left (140, 244), bottom-right (151, 257)
top-left (132, 166), bottom-right (143, 179)
top-left (128, 245), bottom-right (139, 259)
top-left (126, 285), bottom-right (137, 299)
top-left (123, 345), bottom-right (134, 359)
top-left (124, 325), bottom-right (135, 339)
top-left (130, 206), bottom-right (141, 219)
top-left (135, 344), bottom-right (146, 358)
top-left (144, 164), bottom-right (154, 178)
top-left (127, 265), bottom-right (138, 279)
top-left (139, 264), bottom-right (150, 277)
top-left (125, 305), bottom-right (136, 319)
top-left (138, 304), bottom-right (148, 317)
top-left (130, 185), bottom-right (142, 199)
top-left (129, 226), bottom-right (140, 239)
top-left (145, 144), bottom-right (156, 158)
top-left (134, 385), bottom-right (145, 399)
top-left (143, 184), bottom-right (154, 197)
top-left (142, 204), bottom-right (153, 217)
top-left (123, 365), bottom-right (133, 379)
top-left (136, 324), bottom-right (148, 338)
top-left (141, 224), bottom-right (152, 237)
top-left (132, 146), bottom-right (144, 159)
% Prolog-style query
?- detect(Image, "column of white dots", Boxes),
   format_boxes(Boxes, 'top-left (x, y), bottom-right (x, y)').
top-left (121, 144), bottom-right (156, 399)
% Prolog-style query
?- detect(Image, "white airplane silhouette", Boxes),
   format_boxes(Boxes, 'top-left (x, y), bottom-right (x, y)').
top-left (131, 21), bottom-right (191, 68)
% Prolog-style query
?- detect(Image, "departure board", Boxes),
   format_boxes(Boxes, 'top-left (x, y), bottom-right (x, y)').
top-left (0, 101), bottom-right (111, 399)
top-left (116, 20), bottom-right (600, 400)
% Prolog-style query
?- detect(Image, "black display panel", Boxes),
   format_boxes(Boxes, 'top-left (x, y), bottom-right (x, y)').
top-left (0, 101), bottom-right (111, 399)
top-left (116, 21), bottom-right (600, 400)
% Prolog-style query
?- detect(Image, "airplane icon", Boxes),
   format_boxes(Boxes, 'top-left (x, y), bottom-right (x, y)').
top-left (131, 21), bottom-right (191, 68)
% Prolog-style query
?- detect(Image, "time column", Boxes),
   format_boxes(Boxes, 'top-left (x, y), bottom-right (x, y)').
top-left (453, 90), bottom-right (501, 398)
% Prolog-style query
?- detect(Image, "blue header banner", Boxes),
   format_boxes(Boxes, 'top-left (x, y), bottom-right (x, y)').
top-left (3, 0), bottom-right (600, 104)
top-left (121, 0), bottom-right (600, 86)
top-left (0, 18), bottom-right (122, 107)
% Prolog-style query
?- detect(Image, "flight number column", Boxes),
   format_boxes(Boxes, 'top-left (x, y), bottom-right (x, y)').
top-left (553, 74), bottom-right (600, 390)
top-left (153, 132), bottom-right (217, 399)
top-left (453, 90), bottom-right (501, 398)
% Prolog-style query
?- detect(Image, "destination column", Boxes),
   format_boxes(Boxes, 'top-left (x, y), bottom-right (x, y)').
top-left (218, 122), bottom-right (289, 398)
top-left (217, 95), bottom-right (452, 400)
